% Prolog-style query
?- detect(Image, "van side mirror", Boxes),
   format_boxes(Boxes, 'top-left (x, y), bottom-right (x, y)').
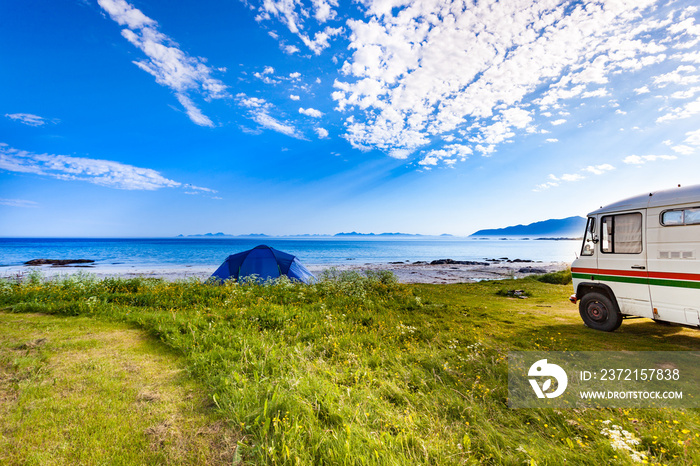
top-left (592, 235), bottom-right (599, 244)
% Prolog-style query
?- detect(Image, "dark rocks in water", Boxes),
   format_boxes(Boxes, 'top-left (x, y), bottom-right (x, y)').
top-left (25, 259), bottom-right (95, 267)
top-left (507, 258), bottom-right (533, 263)
top-left (412, 261), bottom-right (428, 264)
top-left (430, 259), bottom-right (490, 266)
top-left (389, 261), bottom-right (404, 264)
top-left (518, 267), bottom-right (548, 274)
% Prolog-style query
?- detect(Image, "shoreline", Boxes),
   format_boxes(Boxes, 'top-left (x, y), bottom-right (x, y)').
top-left (0, 260), bottom-right (570, 285)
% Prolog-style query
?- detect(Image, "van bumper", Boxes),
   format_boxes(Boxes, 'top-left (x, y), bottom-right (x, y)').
top-left (569, 294), bottom-right (578, 304)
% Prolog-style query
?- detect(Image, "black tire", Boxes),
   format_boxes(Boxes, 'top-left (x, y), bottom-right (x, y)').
top-left (579, 292), bottom-right (622, 332)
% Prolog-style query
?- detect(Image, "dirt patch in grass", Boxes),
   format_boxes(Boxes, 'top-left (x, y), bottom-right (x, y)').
top-left (0, 312), bottom-right (239, 465)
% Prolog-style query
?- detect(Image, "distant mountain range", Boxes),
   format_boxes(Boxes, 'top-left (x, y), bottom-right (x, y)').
top-left (177, 232), bottom-right (454, 238)
top-left (334, 232), bottom-right (453, 237)
top-left (176, 233), bottom-right (267, 238)
top-left (469, 216), bottom-right (586, 237)
top-left (177, 219), bottom-right (585, 239)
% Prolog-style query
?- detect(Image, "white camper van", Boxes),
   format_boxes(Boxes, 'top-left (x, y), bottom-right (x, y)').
top-left (570, 184), bottom-right (700, 332)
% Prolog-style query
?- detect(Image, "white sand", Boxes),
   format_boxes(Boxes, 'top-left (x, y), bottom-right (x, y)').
top-left (0, 260), bottom-right (570, 284)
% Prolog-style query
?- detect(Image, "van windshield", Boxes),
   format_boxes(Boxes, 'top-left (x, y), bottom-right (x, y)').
top-left (581, 217), bottom-right (595, 256)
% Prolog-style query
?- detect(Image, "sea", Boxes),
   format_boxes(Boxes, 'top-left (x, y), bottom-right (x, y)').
top-left (0, 237), bottom-right (581, 268)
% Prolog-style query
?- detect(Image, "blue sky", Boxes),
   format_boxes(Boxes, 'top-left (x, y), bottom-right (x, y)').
top-left (1, 0), bottom-right (700, 237)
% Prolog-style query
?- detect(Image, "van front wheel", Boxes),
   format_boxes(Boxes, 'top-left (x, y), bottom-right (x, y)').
top-left (579, 292), bottom-right (622, 332)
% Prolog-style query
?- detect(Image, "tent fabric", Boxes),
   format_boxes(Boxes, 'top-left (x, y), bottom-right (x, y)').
top-left (211, 245), bottom-right (315, 284)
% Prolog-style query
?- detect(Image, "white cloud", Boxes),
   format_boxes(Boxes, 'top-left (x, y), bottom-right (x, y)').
top-left (670, 86), bottom-right (700, 99)
top-left (253, 66), bottom-right (280, 84)
top-left (551, 119), bottom-right (567, 126)
top-left (176, 94), bottom-right (214, 127)
top-left (418, 143), bottom-right (472, 166)
top-left (533, 181), bottom-right (558, 191)
top-left (583, 164), bottom-right (615, 175)
top-left (652, 65), bottom-right (699, 87)
top-left (290, 94), bottom-right (300, 101)
top-left (311, 0), bottom-right (338, 23)
top-left (299, 107), bottom-right (324, 118)
top-left (333, 0), bottom-right (684, 161)
top-left (545, 138), bottom-right (559, 143)
top-left (623, 154), bottom-right (677, 164)
top-left (315, 127), bottom-right (329, 138)
top-left (657, 96), bottom-right (700, 122)
top-left (536, 161), bottom-right (616, 191)
top-left (418, 155), bottom-right (438, 166)
top-left (300, 26), bottom-right (344, 55)
top-left (98, 0), bottom-right (228, 127)
top-left (560, 173), bottom-right (585, 182)
top-left (634, 86), bottom-right (651, 94)
top-left (581, 88), bottom-right (609, 98)
top-left (0, 143), bottom-right (214, 192)
top-left (684, 128), bottom-right (700, 146)
top-left (5, 113), bottom-right (54, 127)
top-left (251, 0), bottom-right (342, 54)
top-left (0, 198), bottom-right (38, 208)
top-left (671, 144), bottom-right (694, 155)
top-left (238, 95), bottom-right (304, 139)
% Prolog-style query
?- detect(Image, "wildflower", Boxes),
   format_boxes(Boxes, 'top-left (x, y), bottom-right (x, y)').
top-left (600, 422), bottom-right (646, 463)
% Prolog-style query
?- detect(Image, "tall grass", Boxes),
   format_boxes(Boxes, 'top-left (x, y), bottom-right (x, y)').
top-left (2, 270), bottom-right (699, 465)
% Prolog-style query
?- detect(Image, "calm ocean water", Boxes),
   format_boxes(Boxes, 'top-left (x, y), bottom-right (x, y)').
top-left (0, 237), bottom-right (581, 268)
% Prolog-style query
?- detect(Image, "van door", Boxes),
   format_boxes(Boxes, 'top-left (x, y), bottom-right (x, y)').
top-left (597, 211), bottom-right (653, 318)
top-left (647, 205), bottom-right (700, 325)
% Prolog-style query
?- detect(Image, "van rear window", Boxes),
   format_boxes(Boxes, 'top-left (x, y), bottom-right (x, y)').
top-left (661, 207), bottom-right (700, 226)
top-left (601, 213), bottom-right (643, 254)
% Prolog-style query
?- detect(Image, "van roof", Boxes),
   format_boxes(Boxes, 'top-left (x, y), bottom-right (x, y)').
top-left (589, 184), bottom-right (700, 215)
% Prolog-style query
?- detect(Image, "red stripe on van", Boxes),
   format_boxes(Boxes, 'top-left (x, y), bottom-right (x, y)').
top-left (571, 267), bottom-right (647, 278)
top-left (572, 267), bottom-right (700, 282)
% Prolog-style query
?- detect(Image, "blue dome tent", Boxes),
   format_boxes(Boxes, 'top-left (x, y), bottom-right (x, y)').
top-left (210, 245), bottom-right (315, 284)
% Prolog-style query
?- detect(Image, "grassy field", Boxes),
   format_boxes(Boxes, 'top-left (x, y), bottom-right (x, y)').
top-left (0, 312), bottom-right (237, 465)
top-left (1, 270), bottom-right (699, 465)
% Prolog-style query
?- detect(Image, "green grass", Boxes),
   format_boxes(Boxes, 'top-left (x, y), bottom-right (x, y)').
top-left (533, 268), bottom-right (573, 285)
top-left (0, 312), bottom-right (237, 465)
top-left (1, 270), bottom-right (699, 465)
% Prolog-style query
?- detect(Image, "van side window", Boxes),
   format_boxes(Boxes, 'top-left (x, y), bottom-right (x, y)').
top-left (601, 213), bottom-right (643, 254)
top-left (662, 207), bottom-right (700, 225)
top-left (687, 208), bottom-right (700, 224)
top-left (581, 217), bottom-right (595, 256)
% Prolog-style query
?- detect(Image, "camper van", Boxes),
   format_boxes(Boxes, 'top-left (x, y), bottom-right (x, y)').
top-left (570, 184), bottom-right (700, 332)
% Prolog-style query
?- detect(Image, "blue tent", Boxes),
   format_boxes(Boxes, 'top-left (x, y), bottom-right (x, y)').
top-left (210, 245), bottom-right (315, 284)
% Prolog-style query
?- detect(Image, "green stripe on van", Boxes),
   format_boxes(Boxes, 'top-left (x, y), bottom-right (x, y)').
top-left (648, 278), bottom-right (700, 289)
top-left (572, 272), bottom-right (700, 290)
top-left (572, 272), bottom-right (647, 285)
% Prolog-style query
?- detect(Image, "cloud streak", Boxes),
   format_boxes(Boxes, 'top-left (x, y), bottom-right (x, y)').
top-left (98, 0), bottom-right (228, 127)
top-left (5, 113), bottom-right (56, 127)
top-left (0, 198), bottom-right (38, 208)
top-left (623, 154), bottom-right (678, 165)
top-left (249, 0), bottom-right (342, 54)
top-left (534, 163), bottom-right (615, 191)
top-left (238, 95), bottom-right (305, 139)
top-left (0, 143), bottom-right (215, 192)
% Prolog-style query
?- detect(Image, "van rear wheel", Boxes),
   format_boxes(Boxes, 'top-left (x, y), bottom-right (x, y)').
top-left (579, 292), bottom-right (622, 332)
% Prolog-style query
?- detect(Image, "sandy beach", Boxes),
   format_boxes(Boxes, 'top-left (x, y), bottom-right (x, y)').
top-left (0, 259), bottom-right (570, 284)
